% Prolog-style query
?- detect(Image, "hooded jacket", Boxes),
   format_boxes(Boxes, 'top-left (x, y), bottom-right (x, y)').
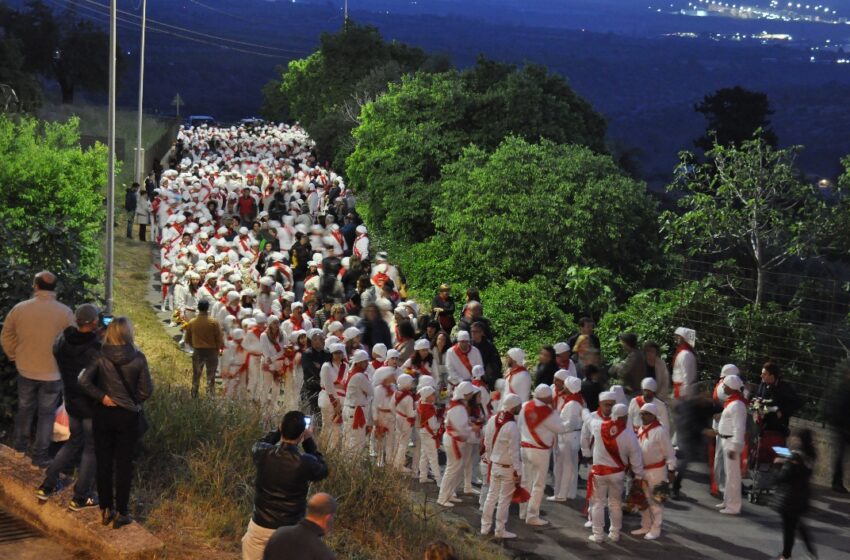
top-left (53, 327), bottom-right (102, 418)
top-left (79, 343), bottom-right (154, 412)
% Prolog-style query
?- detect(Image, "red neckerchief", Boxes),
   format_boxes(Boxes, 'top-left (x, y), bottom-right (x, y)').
top-left (521, 400), bottom-right (554, 449)
top-left (491, 410), bottom-right (515, 451)
top-left (635, 396), bottom-right (646, 409)
top-left (418, 402), bottom-right (438, 435)
top-left (672, 342), bottom-right (692, 367)
top-left (195, 242), bottom-right (210, 254)
top-left (638, 419), bottom-right (661, 441)
top-left (225, 303), bottom-right (240, 317)
top-left (268, 331), bottom-right (282, 354)
top-left (344, 362), bottom-right (367, 393)
top-left (289, 314), bottom-right (303, 331)
top-left (394, 389), bottom-right (412, 407)
top-left (600, 418), bottom-right (628, 469)
top-left (564, 392), bottom-right (585, 407)
top-left (712, 379), bottom-right (724, 402)
top-left (451, 344), bottom-right (473, 373)
top-left (251, 326), bottom-right (264, 338)
top-left (371, 359), bottom-right (384, 371)
top-left (334, 360), bottom-right (347, 385)
top-left (724, 391), bottom-right (747, 408)
top-left (505, 365), bottom-right (525, 393)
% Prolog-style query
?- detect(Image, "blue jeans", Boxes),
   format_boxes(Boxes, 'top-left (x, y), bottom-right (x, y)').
top-left (14, 375), bottom-right (63, 463)
top-left (126, 211), bottom-right (135, 238)
top-left (293, 280), bottom-right (305, 303)
top-left (43, 415), bottom-right (96, 499)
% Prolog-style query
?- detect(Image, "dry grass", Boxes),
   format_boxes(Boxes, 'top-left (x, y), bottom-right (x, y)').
top-left (112, 236), bottom-right (509, 560)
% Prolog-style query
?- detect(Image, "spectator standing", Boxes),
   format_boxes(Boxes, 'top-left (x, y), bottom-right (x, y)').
top-left (301, 331), bottom-right (330, 413)
top-left (242, 411), bottom-right (329, 560)
top-left (774, 429), bottom-right (818, 560)
top-left (262, 493), bottom-right (337, 560)
top-left (1, 271), bottom-right (75, 467)
top-left (642, 342), bottom-right (670, 399)
top-left (183, 299), bottom-right (225, 398)
top-left (356, 303), bottom-right (392, 354)
top-left (124, 183), bottom-right (139, 239)
top-left (568, 317), bottom-right (600, 356)
top-left (135, 189), bottom-right (152, 242)
top-left (37, 304), bottom-right (102, 509)
top-left (609, 333), bottom-right (644, 396)
top-left (471, 322), bottom-right (501, 389)
top-left (534, 345), bottom-right (558, 387)
top-left (79, 317), bottom-right (153, 529)
top-left (754, 362), bottom-right (803, 436)
top-left (431, 284), bottom-right (456, 334)
top-left (826, 361), bottom-right (850, 493)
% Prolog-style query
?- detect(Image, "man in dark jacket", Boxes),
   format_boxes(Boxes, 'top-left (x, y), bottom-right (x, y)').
top-left (243, 411), bottom-right (329, 560)
top-left (471, 322), bottom-right (501, 388)
top-left (37, 304), bottom-right (102, 509)
top-left (263, 493), bottom-right (337, 560)
top-left (755, 362), bottom-right (803, 436)
top-left (356, 303), bottom-right (392, 354)
top-left (301, 332), bottom-right (330, 413)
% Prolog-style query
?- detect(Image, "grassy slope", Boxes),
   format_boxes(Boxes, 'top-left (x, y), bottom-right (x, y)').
top-left (112, 237), bottom-right (508, 560)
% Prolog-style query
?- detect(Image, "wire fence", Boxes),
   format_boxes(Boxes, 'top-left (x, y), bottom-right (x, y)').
top-left (675, 258), bottom-right (850, 422)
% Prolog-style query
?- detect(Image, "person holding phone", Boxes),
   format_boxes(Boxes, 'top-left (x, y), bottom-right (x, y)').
top-left (242, 411), bottom-right (329, 560)
top-left (773, 429), bottom-right (817, 560)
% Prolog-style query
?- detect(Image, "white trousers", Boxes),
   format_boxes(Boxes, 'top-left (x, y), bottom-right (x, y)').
top-left (481, 464), bottom-right (515, 535)
top-left (318, 400), bottom-right (341, 447)
top-left (714, 434), bottom-right (726, 493)
top-left (463, 440), bottom-right (481, 489)
top-left (591, 471), bottom-right (625, 538)
top-left (224, 376), bottom-right (245, 400)
top-left (241, 518), bottom-right (275, 560)
top-left (393, 421), bottom-right (413, 469)
top-left (281, 368), bottom-right (302, 413)
top-left (554, 432), bottom-right (581, 499)
top-left (343, 406), bottom-right (368, 452)
top-left (438, 436), bottom-right (467, 503)
top-left (245, 359), bottom-right (264, 402)
top-left (418, 430), bottom-right (441, 483)
top-left (640, 467), bottom-right (667, 533)
top-left (519, 447), bottom-right (551, 522)
top-left (374, 412), bottom-right (395, 467)
top-left (261, 370), bottom-right (281, 415)
top-left (720, 438), bottom-right (742, 513)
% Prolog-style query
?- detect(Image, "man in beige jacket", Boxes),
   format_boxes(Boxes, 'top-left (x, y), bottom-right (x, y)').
top-left (1, 271), bottom-right (75, 467)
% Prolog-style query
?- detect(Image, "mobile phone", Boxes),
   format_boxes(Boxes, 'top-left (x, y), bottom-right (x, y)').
top-left (101, 314), bottom-right (113, 327)
top-left (772, 446), bottom-right (792, 458)
top-left (304, 416), bottom-right (312, 429)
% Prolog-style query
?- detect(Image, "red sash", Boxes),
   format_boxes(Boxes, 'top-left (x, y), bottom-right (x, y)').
top-left (486, 411), bottom-right (516, 483)
top-left (712, 380), bottom-right (724, 402)
top-left (353, 234), bottom-right (367, 259)
top-left (638, 420), bottom-right (661, 441)
top-left (584, 418), bottom-right (628, 514)
top-left (331, 230), bottom-right (344, 248)
top-left (564, 392), bottom-right (585, 407)
top-left (520, 400), bottom-right (554, 450)
top-left (371, 359), bottom-right (384, 371)
top-left (225, 304), bottom-right (240, 317)
top-left (445, 400), bottom-right (466, 459)
top-left (645, 459), bottom-right (667, 470)
top-left (451, 344), bottom-right (474, 374)
top-left (394, 391), bottom-right (415, 426)
top-left (635, 396), bottom-right (645, 409)
top-left (195, 243), bottom-right (210, 254)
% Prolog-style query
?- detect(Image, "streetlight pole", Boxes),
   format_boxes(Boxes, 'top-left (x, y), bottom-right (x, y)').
top-left (134, 0), bottom-right (147, 186)
top-left (105, 0), bottom-right (117, 313)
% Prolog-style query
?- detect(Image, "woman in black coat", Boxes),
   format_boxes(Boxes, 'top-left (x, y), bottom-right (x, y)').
top-left (79, 317), bottom-right (153, 529)
top-left (773, 428), bottom-right (817, 560)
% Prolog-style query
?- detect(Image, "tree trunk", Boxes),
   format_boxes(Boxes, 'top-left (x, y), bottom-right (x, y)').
top-left (755, 265), bottom-right (764, 308)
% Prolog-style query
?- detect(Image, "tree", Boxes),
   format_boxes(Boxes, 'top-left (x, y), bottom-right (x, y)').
top-left (695, 86), bottom-right (777, 151)
top-left (0, 35), bottom-right (42, 112)
top-left (347, 61), bottom-right (608, 243)
top-left (433, 137), bottom-right (661, 291)
top-left (664, 133), bottom-right (831, 306)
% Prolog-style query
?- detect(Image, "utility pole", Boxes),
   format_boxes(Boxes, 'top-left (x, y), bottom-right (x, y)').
top-left (172, 93), bottom-right (184, 119)
top-left (344, 0), bottom-right (349, 24)
top-left (105, 0), bottom-right (117, 313)
top-left (134, 0), bottom-right (147, 186)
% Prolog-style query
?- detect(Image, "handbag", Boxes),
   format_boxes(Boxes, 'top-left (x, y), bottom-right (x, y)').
top-left (111, 359), bottom-right (150, 437)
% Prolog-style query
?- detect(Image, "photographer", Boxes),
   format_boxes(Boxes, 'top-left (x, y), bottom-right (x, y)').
top-left (242, 411), bottom-right (329, 560)
top-left (755, 362), bottom-right (802, 436)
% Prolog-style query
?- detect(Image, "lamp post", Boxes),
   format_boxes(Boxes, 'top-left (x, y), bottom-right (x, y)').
top-left (105, 0), bottom-right (117, 313)
top-left (134, 0), bottom-right (147, 186)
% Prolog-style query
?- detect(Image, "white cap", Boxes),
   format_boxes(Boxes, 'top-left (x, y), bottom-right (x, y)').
top-left (291, 301), bottom-right (303, 310)
top-left (599, 391), bottom-right (616, 403)
top-left (507, 348), bottom-right (525, 366)
top-left (371, 343), bottom-right (387, 359)
top-left (253, 312), bottom-right (268, 324)
top-left (720, 364), bottom-right (740, 378)
top-left (533, 384), bottom-right (553, 400)
top-left (227, 290), bottom-right (240, 301)
top-left (417, 385), bottom-right (436, 399)
top-left (501, 394), bottom-right (522, 411)
top-left (356, 225), bottom-right (367, 234)
top-left (386, 349), bottom-right (401, 360)
top-left (456, 330), bottom-right (470, 342)
top-left (330, 343), bottom-right (346, 354)
top-left (674, 326), bottom-right (696, 347)
top-left (259, 276), bottom-right (274, 287)
top-left (641, 378), bottom-right (658, 392)
top-left (343, 326), bottom-right (361, 340)
top-left (554, 369), bottom-right (570, 382)
top-left (414, 339), bottom-right (431, 351)
top-left (566, 377), bottom-right (582, 393)
top-left (239, 227), bottom-right (249, 235)
top-left (397, 373), bottom-right (415, 389)
top-left (351, 349), bottom-right (369, 364)
top-left (231, 328), bottom-right (245, 340)
top-left (723, 374), bottom-right (744, 391)
top-left (554, 342), bottom-right (570, 355)
top-left (328, 321), bottom-right (343, 333)
top-left (612, 403), bottom-right (628, 419)
top-left (375, 366), bottom-right (396, 386)
top-left (453, 381), bottom-right (478, 400)
top-left (471, 364), bottom-right (485, 379)
top-left (640, 402), bottom-right (659, 417)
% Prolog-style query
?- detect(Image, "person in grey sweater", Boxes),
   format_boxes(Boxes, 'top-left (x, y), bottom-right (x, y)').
top-left (79, 317), bottom-right (153, 529)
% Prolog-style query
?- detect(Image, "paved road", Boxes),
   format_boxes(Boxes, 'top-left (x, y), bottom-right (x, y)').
top-left (428, 463), bottom-right (850, 559)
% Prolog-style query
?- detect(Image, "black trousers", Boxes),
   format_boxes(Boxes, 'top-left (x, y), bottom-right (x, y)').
top-left (781, 512), bottom-right (816, 558)
top-left (138, 223), bottom-right (147, 242)
top-left (93, 405), bottom-right (139, 515)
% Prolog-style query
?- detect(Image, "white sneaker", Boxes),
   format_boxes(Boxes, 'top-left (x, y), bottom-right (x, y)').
top-left (464, 487), bottom-right (480, 495)
top-left (480, 527), bottom-right (491, 536)
top-left (608, 532), bottom-right (620, 542)
top-left (449, 497), bottom-right (462, 503)
top-left (584, 520), bottom-right (593, 528)
top-left (715, 502), bottom-right (726, 508)
top-left (719, 508), bottom-right (740, 515)
top-left (546, 496), bottom-right (567, 502)
top-left (631, 528), bottom-right (650, 536)
top-left (588, 534), bottom-right (606, 543)
top-left (436, 501), bottom-right (454, 508)
top-left (495, 531), bottom-right (517, 539)
top-left (526, 518), bottom-right (549, 527)
top-left (644, 531), bottom-right (661, 540)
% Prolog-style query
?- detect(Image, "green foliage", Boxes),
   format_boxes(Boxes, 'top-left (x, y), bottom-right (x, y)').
top-left (348, 61), bottom-right (608, 243)
top-left (561, 266), bottom-right (621, 321)
top-left (434, 137), bottom-right (661, 291)
top-left (480, 276), bottom-right (577, 355)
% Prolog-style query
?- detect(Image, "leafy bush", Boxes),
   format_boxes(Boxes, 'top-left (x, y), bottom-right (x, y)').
top-left (480, 276), bottom-right (577, 355)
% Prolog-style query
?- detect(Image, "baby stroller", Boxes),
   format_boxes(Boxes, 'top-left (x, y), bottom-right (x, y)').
top-left (745, 398), bottom-right (785, 504)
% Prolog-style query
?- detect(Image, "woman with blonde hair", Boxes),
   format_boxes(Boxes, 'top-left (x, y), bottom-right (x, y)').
top-left (79, 317), bottom-right (153, 530)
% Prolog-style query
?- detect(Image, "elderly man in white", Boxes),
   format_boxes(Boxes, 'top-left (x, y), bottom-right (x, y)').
top-left (445, 331), bottom-right (483, 390)
top-left (715, 374), bottom-right (748, 515)
top-left (632, 402), bottom-right (676, 540)
top-left (480, 393), bottom-right (524, 540)
top-left (503, 348), bottom-right (532, 403)
top-left (550, 376), bottom-right (586, 502)
top-left (627, 377), bottom-right (670, 431)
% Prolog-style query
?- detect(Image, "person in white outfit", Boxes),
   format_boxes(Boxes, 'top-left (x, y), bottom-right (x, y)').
top-left (627, 377), bottom-right (670, 431)
top-left (222, 328), bottom-right (247, 399)
top-left (550, 376), bottom-right (586, 502)
top-left (318, 343), bottom-right (346, 445)
top-left (480, 394), bottom-right (523, 540)
top-left (437, 382), bottom-right (479, 507)
top-left (392, 373), bottom-right (416, 471)
top-left (342, 349), bottom-right (373, 452)
top-left (632, 402), bottom-right (676, 540)
top-left (584, 402), bottom-right (644, 543)
top-left (417, 385), bottom-right (442, 485)
top-left (372, 367), bottom-right (396, 467)
top-left (518, 384), bottom-right (567, 526)
top-left (444, 331), bottom-right (483, 390)
top-left (715, 374), bottom-right (747, 515)
top-left (503, 348), bottom-right (532, 403)
top-left (260, 317), bottom-right (287, 414)
top-left (712, 363), bottom-right (739, 497)
top-left (242, 317), bottom-right (266, 403)
top-left (671, 326), bottom-right (698, 401)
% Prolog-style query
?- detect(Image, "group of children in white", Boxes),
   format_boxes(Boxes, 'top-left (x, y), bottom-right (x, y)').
top-left (152, 123), bottom-right (749, 544)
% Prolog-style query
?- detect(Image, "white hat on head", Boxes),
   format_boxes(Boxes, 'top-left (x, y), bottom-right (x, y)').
top-left (343, 326), bottom-right (361, 340)
top-left (374, 366), bottom-right (396, 386)
top-left (351, 349), bottom-right (369, 364)
top-left (612, 403), bottom-right (629, 419)
top-left (507, 347), bottom-right (526, 366)
top-left (599, 391), bottom-right (617, 403)
top-left (397, 373), bottom-right (415, 389)
top-left (534, 384), bottom-right (553, 400)
top-left (554, 369), bottom-right (570, 382)
top-left (554, 342), bottom-right (570, 355)
top-left (501, 394), bottom-right (522, 411)
top-left (371, 343), bottom-right (387, 359)
top-left (720, 364), bottom-right (740, 378)
top-left (641, 378), bottom-right (658, 392)
top-left (231, 328), bottom-right (245, 340)
top-left (674, 326), bottom-right (697, 347)
top-left (471, 365), bottom-right (485, 379)
top-left (417, 385), bottom-right (436, 399)
top-left (239, 227), bottom-right (249, 235)
top-left (610, 385), bottom-right (626, 403)
top-left (253, 312), bottom-right (267, 324)
top-left (330, 343), bottom-right (346, 354)
top-left (308, 328), bottom-right (324, 339)
top-left (356, 225), bottom-right (367, 234)
top-left (414, 339), bottom-right (431, 351)
top-left (640, 402), bottom-right (659, 417)
top-left (456, 331), bottom-right (470, 342)
top-left (290, 330), bottom-right (306, 343)
top-left (227, 290), bottom-right (240, 301)
top-left (566, 377), bottom-right (582, 393)
top-left (259, 276), bottom-right (274, 287)
top-left (327, 321), bottom-right (343, 333)
top-left (291, 301), bottom-right (303, 310)
top-left (453, 381), bottom-right (478, 400)
top-left (386, 349), bottom-right (401, 360)
top-left (723, 374), bottom-right (744, 391)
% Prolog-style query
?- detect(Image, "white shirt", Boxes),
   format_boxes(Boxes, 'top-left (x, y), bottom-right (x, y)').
top-left (672, 348), bottom-right (697, 399)
top-left (518, 398), bottom-right (566, 449)
top-left (483, 414), bottom-right (522, 473)
top-left (638, 422), bottom-right (676, 471)
top-left (260, 330), bottom-right (286, 362)
top-left (443, 400), bottom-right (472, 443)
top-left (627, 396), bottom-right (670, 432)
top-left (320, 360), bottom-right (346, 401)
top-left (445, 345), bottom-right (483, 384)
top-left (282, 315), bottom-right (313, 338)
top-left (589, 420), bottom-right (644, 478)
top-left (503, 367), bottom-right (532, 403)
top-left (344, 369), bottom-right (373, 408)
top-left (560, 398), bottom-right (586, 433)
top-left (717, 397), bottom-right (748, 453)
top-left (581, 409), bottom-right (607, 456)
